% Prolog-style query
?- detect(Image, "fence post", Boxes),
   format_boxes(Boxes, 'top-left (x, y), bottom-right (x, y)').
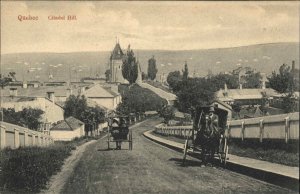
top-left (14, 128), bottom-right (20, 149)
top-left (284, 117), bottom-right (290, 144)
top-left (32, 133), bottom-right (36, 146)
top-left (0, 126), bottom-right (6, 149)
top-left (37, 133), bottom-right (41, 145)
top-left (259, 119), bottom-right (264, 143)
top-left (24, 129), bottom-right (29, 146)
top-left (241, 121), bottom-right (245, 141)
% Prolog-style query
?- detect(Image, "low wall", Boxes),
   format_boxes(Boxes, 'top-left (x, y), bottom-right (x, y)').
top-left (227, 112), bottom-right (299, 143)
top-left (0, 121), bottom-right (54, 149)
top-left (154, 112), bottom-right (299, 143)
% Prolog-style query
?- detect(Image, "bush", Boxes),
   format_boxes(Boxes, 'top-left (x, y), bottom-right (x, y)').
top-left (0, 137), bottom-right (91, 193)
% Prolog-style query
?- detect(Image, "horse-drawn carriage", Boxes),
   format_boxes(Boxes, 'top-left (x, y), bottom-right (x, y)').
top-left (107, 116), bottom-right (133, 150)
top-left (182, 106), bottom-right (229, 165)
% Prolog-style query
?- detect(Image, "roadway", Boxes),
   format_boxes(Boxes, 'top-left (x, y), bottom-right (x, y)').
top-left (62, 118), bottom-right (294, 194)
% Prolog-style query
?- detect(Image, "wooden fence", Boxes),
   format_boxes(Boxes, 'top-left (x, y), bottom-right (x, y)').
top-left (0, 121), bottom-right (54, 149)
top-left (154, 112), bottom-right (299, 143)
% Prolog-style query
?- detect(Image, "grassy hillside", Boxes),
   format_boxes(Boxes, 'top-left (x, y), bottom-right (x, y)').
top-left (1, 42), bottom-right (299, 82)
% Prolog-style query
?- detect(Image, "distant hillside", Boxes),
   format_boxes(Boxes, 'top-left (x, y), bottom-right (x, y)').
top-left (1, 42), bottom-right (299, 82)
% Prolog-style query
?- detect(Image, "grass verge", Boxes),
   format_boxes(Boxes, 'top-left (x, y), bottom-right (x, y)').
top-left (0, 136), bottom-right (100, 193)
top-left (151, 131), bottom-right (299, 167)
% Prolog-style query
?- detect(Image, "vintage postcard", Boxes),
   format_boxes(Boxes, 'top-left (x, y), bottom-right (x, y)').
top-left (0, 1), bottom-right (299, 193)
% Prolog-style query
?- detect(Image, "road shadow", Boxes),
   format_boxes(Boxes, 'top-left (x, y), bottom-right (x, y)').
top-left (97, 148), bottom-right (131, 151)
top-left (169, 158), bottom-right (203, 167)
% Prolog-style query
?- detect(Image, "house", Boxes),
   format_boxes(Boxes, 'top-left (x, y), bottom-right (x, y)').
top-left (83, 84), bottom-right (122, 110)
top-left (1, 95), bottom-right (64, 124)
top-left (215, 84), bottom-right (278, 105)
top-left (50, 117), bottom-right (85, 141)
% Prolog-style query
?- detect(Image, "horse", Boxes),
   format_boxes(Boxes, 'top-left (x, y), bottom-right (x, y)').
top-left (194, 111), bottom-right (221, 165)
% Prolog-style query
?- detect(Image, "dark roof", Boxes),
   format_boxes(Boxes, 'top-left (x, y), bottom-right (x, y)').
top-left (110, 43), bottom-right (124, 60)
top-left (212, 100), bottom-right (233, 110)
top-left (50, 116), bottom-right (84, 131)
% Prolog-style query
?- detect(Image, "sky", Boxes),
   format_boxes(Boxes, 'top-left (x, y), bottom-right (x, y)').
top-left (1, 1), bottom-right (299, 54)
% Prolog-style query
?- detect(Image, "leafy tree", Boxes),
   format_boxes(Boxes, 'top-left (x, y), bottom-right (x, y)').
top-left (117, 84), bottom-right (167, 115)
top-left (232, 101), bottom-right (242, 118)
top-left (209, 73), bottom-right (239, 89)
top-left (158, 105), bottom-right (175, 124)
top-left (64, 95), bottom-right (105, 133)
top-left (142, 72), bottom-right (148, 80)
top-left (2, 108), bottom-right (44, 130)
top-left (105, 69), bottom-right (111, 82)
top-left (282, 94), bottom-right (297, 113)
top-left (64, 95), bottom-right (88, 119)
top-left (175, 78), bottom-right (216, 113)
top-left (182, 61), bottom-right (189, 81)
top-left (241, 71), bottom-right (262, 88)
top-left (268, 64), bottom-right (295, 94)
top-left (0, 73), bottom-right (13, 89)
top-left (8, 72), bottom-right (16, 81)
top-left (147, 56), bottom-right (158, 80)
top-left (122, 47), bottom-right (138, 84)
top-left (167, 71), bottom-right (182, 92)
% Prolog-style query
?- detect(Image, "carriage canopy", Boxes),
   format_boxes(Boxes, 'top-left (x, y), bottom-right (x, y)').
top-left (193, 106), bottom-right (228, 129)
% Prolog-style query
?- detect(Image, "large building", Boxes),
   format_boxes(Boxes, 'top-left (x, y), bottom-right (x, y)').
top-left (109, 42), bottom-right (128, 83)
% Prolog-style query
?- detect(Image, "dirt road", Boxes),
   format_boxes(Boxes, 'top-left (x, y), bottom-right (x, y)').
top-left (63, 118), bottom-right (293, 194)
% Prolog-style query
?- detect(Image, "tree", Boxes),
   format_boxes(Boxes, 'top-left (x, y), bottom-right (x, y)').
top-left (175, 78), bottom-right (216, 113)
top-left (117, 84), bottom-right (167, 115)
top-left (241, 71), bottom-right (262, 88)
top-left (105, 69), bottom-right (111, 82)
top-left (142, 72), bottom-right (148, 80)
top-left (209, 73), bottom-right (239, 90)
top-left (167, 71), bottom-right (182, 92)
top-left (232, 101), bottom-right (242, 119)
top-left (147, 56), bottom-right (158, 80)
top-left (0, 73), bottom-right (13, 88)
top-left (268, 64), bottom-right (295, 94)
top-left (158, 105), bottom-right (175, 124)
top-left (8, 72), bottom-right (16, 81)
top-left (122, 47), bottom-right (138, 84)
top-left (64, 95), bottom-right (105, 134)
top-left (64, 95), bottom-right (88, 119)
top-left (182, 61), bottom-right (189, 81)
top-left (2, 108), bottom-right (44, 130)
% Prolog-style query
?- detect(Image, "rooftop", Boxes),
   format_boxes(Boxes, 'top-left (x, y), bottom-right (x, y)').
top-left (50, 116), bottom-right (84, 131)
top-left (83, 84), bottom-right (120, 98)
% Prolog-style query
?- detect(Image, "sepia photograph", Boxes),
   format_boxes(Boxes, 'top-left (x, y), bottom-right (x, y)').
top-left (0, 1), bottom-right (299, 193)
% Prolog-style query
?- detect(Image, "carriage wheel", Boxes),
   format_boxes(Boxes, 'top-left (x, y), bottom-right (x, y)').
top-left (107, 131), bottom-right (110, 150)
top-left (224, 140), bottom-right (229, 165)
top-left (222, 138), bottom-right (228, 165)
top-left (129, 131), bottom-right (133, 150)
top-left (182, 139), bottom-right (189, 165)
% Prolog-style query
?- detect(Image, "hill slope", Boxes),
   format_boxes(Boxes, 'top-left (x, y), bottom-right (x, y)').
top-left (1, 42), bottom-right (299, 82)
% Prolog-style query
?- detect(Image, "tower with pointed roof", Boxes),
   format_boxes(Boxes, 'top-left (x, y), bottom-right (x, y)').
top-left (109, 40), bottom-right (128, 83)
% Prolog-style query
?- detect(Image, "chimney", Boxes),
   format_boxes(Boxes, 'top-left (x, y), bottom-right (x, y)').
top-left (47, 91), bottom-right (55, 103)
top-left (239, 83), bottom-right (243, 90)
top-left (23, 81), bottom-right (27, 88)
top-left (9, 88), bottom-right (18, 97)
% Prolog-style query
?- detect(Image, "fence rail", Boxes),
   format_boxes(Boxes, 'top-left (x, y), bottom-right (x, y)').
top-left (0, 121), bottom-right (54, 149)
top-left (154, 112), bottom-right (299, 143)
